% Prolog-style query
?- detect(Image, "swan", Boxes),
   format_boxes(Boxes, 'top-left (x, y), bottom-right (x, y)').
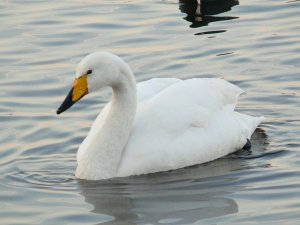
top-left (57, 52), bottom-right (264, 180)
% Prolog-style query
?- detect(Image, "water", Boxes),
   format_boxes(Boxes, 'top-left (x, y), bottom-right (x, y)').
top-left (1, 0), bottom-right (300, 224)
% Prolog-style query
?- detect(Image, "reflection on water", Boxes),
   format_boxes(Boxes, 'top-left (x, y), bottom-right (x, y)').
top-left (78, 158), bottom-right (243, 225)
top-left (1, 0), bottom-right (300, 224)
top-left (78, 129), bottom-right (274, 224)
top-left (179, 0), bottom-right (239, 28)
top-left (230, 128), bottom-right (269, 158)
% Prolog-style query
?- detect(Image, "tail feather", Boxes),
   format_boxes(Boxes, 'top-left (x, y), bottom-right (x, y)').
top-left (236, 113), bottom-right (264, 139)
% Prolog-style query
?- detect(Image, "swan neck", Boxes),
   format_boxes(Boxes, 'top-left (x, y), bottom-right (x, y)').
top-left (76, 69), bottom-right (137, 180)
top-left (102, 76), bottom-right (137, 176)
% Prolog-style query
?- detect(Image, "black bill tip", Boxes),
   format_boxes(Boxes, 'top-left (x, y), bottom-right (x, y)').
top-left (56, 107), bottom-right (63, 115)
top-left (56, 87), bottom-right (76, 115)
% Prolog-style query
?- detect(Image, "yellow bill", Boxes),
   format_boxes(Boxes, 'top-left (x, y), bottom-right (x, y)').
top-left (57, 75), bottom-right (88, 114)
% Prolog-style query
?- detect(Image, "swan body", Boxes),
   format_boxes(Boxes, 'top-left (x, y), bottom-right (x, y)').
top-left (57, 52), bottom-right (264, 180)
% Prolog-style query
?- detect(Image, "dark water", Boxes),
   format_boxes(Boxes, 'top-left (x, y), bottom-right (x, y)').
top-left (1, 0), bottom-right (300, 224)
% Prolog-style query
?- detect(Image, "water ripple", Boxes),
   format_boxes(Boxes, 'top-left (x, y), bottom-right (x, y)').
top-left (1, 0), bottom-right (300, 224)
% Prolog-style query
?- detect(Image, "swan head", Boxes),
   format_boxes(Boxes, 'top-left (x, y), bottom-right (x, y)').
top-left (57, 52), bottom-right (131, 114)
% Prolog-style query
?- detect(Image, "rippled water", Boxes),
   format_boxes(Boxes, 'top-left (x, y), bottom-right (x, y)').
top-left (1, 0), bottom-right (300, 224)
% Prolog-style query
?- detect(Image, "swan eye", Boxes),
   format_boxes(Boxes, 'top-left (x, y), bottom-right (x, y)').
top-left (87, 69), bottom-right (93, 75)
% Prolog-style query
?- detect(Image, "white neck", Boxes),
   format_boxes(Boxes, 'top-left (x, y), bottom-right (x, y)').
top-left (75, 70), bottom-right (137, 180)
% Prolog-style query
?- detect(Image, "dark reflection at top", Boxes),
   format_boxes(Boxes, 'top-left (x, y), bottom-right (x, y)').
top-left (179, 0), bottom-right (239, 28)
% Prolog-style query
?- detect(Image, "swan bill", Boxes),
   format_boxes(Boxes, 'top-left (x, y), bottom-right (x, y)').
top-left (57, 75), bottom-right (88, 114)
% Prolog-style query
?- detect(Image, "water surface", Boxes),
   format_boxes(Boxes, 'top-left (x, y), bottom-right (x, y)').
top-left (1, 0), bottom-right (300, 224)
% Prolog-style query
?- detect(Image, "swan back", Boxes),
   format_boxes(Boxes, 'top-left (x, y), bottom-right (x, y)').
top-left (117, 78), bottom-right (263, 177)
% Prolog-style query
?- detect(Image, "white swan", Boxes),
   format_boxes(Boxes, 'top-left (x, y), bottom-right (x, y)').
top-left (57, 52), bottom-right (264, 180)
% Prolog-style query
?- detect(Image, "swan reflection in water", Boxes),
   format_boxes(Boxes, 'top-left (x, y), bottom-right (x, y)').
top-left (179, 0), bottom-right (239, 29)
top-left (77, 129), bottom-right (269, 225)
top-left (78, 161), bottom-right (239, 225)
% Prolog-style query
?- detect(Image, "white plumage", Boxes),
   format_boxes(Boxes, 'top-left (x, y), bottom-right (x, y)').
top-left (58, 52), bottom-right (264, 180)
top-left (118, 78), bottom-right (263, 177)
